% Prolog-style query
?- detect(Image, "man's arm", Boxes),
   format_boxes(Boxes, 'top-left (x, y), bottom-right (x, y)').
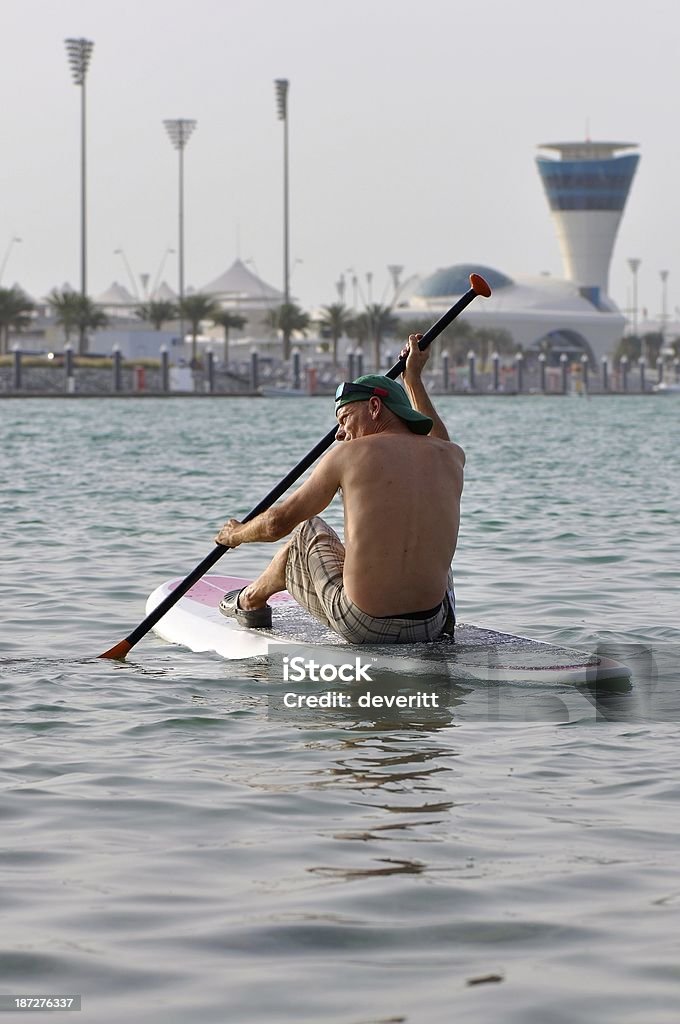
top-left (215, 444), bottom-right (344, 547)
top-left (401, 334), bottom-right (450, 442)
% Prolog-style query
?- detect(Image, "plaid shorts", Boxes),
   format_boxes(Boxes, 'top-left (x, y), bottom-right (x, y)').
top-left (284, 516), bottom-right (455, 644)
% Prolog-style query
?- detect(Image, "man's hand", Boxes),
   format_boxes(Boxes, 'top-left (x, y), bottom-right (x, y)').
top-left (398, 332), bottom-right (450, 441)
top-left (400, 333), bottom-right (430, 388)
top-left (215, 518), bottom-right (245, 548)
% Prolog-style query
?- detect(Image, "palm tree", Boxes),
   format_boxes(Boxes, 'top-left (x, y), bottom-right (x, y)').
top-left (351, 304), bottom-right (400, 371)
top-left (317, 303), bottom-right (354, 368)
top-left (47, 289), bottom-right (81, 346)
top-left (178, 294), bottom-right (220, 365)
top-left (48, 290), bottom-right (107, 354)
top-left (0, 286), bottom-right (35, 355)
top-left (136, 300), bottom-right (178, 330)
top-left (641, 331), bottom-right (663, 365)
top-left (474, 326), bottom-right (515, 368)
top-left (265, 303), bottom-right (310, 361)
top-left (613, 335), bottom-right (641, 363)
top-left (211, 309), bottom-right (247, 366)
top-left (73, 298), bottom-right (108, 355)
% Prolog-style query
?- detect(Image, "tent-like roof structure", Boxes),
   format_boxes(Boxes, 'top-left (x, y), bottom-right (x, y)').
top-left (151, 281), bottom-right (178, 302)
top-left (95, 281), bottom-right (138, 306)
top-left (201, 259), bottom-right (282, 303)
top-left (8, 281), bottom-right (36, 302)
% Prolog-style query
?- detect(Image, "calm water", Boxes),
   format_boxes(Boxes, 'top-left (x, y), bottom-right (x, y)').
top-left (1, 395), bottom-right (679, 1023)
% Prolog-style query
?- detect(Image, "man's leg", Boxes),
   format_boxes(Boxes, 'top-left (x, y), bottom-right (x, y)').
top-left (238, 540), bottom-right (292, 610)
top-left (284, 517), bottom-right (345, 628)
top-left (235, 517), bottom-right (345, 626)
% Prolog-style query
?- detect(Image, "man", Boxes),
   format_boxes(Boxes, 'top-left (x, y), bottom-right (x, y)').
top-left (215, 334), bottom-right (464, 643)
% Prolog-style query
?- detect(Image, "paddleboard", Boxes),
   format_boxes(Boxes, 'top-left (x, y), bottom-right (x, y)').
top-left (145, 574), bottom-right (631, 685)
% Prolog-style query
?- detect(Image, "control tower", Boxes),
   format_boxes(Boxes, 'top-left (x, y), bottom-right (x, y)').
top-left (536, 141), bottom-right (639, 299)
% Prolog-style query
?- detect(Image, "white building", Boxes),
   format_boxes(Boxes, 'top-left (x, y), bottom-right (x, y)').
top-left (399, 264), bottom-right (626, 363)
top-left (397, 139), bottom-right (641, 363)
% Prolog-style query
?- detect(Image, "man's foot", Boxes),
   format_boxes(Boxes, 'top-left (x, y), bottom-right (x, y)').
top-left (219, 588), bottom-right (273, 629)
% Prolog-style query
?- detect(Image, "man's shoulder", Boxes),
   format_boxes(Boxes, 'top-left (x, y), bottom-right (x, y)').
top-left (447, 439), bottom-right (465, 465)
top-left (336, 433), bottom-right (464, 464)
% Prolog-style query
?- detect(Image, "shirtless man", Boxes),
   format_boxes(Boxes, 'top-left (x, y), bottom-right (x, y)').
top-left (215, 334), bottom-right (465, 644)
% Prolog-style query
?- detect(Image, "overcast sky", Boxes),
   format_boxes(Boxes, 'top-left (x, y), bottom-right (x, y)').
top-left (2, 0), bottom-right (678, 320)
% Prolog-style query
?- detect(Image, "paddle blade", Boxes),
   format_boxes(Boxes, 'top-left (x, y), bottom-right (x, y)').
top-left (469, 273), bottom-right (492, 298)
top-left (98, 640), bottom-right (132, 661)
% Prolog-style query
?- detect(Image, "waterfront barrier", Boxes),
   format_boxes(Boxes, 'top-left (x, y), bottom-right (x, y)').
top-left (1, 348), bottom-right (678, 397)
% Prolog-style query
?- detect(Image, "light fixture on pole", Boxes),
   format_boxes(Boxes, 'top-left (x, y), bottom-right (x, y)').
top-left (627, 257), bottom-right (641, 358)
top-left (163, 119), bottom-right (197, 347)
top-left (0, 236), bottom-right (22, 286)
top-left (387, 264), bottom-right (404, 300)
top-left (151, 246), bottom-right (176, 299)
top-left (660, 269), bottom-right (669, 342)
top-left (65, 38), bottom-right (94, 298)
top-left (274, 78), bottom-right (291, 360)
top-left (114, 249), bottom-right (139, 299)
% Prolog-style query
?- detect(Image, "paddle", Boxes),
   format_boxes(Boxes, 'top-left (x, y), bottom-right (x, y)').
top-left (99, 272), bottom-right (491, 659)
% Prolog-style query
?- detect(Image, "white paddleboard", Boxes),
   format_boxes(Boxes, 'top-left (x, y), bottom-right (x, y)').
top-left (146, 574), bottom-right (631, 685)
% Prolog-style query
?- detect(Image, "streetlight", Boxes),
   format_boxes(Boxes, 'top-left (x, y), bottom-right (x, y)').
top-left (151, 246), bottom-right (176, 298)
top-left (163, 119), bottom-right (197, 344)
top-left (387, 265), bottom-right (404, 300)
top-left (627, 257), bottom-right (641, 358)
top-left (114, 249), bottom-right (139, 299)
top-left (660, 270), bottom-right (669, 341)
top-left (274, 78), bottom-right (291, 359)
top-left (65, 38), bottom-right (94, 297)
top-left (0, 237), bottom-right (21, 285)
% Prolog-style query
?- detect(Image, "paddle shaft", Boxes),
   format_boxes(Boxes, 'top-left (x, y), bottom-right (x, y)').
top-left (99, 276), bottom-right (488, 657)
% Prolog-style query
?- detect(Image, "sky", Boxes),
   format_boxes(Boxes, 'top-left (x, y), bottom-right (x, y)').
top-left (2, 0), bottom-right (679, 321)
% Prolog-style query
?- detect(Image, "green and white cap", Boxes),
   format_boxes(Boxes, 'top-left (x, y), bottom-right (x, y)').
top-left (335, 374), bottom-right (433, 435)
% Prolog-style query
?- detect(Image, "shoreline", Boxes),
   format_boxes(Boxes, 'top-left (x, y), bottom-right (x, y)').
top-left (0, 390), bottom-right (661, 400)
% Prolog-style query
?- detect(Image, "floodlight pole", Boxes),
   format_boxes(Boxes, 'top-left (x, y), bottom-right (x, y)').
top-left (114, 249), bottom-right (139, 299)
top-left (65, 38), bottom-right (94, 298)
top-left (628, 257), bottom-right (641, 359)
top-left (163, 119), bottom-right (197, 352)
top-left (660, 269), bottom-right (669, 343)
top-left (0, 237), bottom-right (21, 286)
top-left (275, 79), bottom-right (291, 359)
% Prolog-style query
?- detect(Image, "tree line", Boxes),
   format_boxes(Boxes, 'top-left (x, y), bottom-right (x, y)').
top-left (0, 287), bottom-right (246, 364)
top-left (613, 332), bottom-right (680, 363)
top-left (0, 285), bottom-right (516, 368)
top-left (8, 284), bottom-right (674, 371)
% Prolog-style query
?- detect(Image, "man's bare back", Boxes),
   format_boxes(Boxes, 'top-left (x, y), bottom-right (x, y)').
top-left (336, 432), bottom-right (463, 615)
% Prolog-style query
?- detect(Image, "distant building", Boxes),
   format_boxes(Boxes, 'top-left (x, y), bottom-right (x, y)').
top-left (94, 281), bottom-right (138, 318)
top-left (201, 258), bottom-right (282, 310)
top-left (399, 264), bottom-right (626, 364)
top-left (201, 258), bottom-right (284, 355)
top-left (536, 140), bottom-right (639, 297)
top-left (397, 140), bottom-right (641, 363)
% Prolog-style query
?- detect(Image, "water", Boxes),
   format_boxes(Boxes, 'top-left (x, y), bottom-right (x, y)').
top-left (1, 395), bottom-right (679, 1023)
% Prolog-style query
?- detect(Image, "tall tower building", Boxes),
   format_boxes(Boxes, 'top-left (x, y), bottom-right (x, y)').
top-left (536, 140), bottom-right (639, 299)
